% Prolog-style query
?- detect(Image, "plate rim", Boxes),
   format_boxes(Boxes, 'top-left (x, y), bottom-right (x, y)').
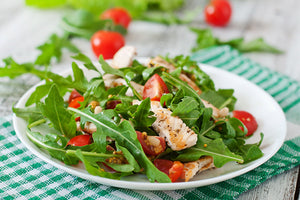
top-left (12, 59), bottom-right (287, 190)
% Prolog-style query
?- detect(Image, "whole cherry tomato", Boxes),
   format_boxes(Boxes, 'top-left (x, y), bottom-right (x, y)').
top-left (205, 0), bottom-right (232, 27)
top-left (91, 30), bottom-right (125, 59)
top-left (100, 8), bottom-right (131, 29)
top-left (67, 135), bottom-right (92, 146)
top-left (233, 110), bottom-right (258, 136)
top-left (143, 74), bottom-right (169, 101)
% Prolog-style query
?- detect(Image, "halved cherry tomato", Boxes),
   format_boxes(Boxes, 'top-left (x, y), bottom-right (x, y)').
top-left (67, 135), bottom-right (92, 146)
top-left (68, 89), bottom-right (82, 104)
top-left (91, 30), bottom-right (125, 59)
top-left (143, 74), bottom-right (169, 101)
top-left (100, 7), bottom-right (131, 29)
top-left (154, 159), bottom-right (184, 182)
top-left (154, 159), bottom-right (173, 174)
top-left (205, 0), bottom-right (232, 27)
top-left (136, 131), bottom-right (166, 156)
top-left (233, 110), bottom-right (258, 136)
top-left (68, 96), bottom-right (84, 108)
top-left (168, 161), bottom-right (184, 182)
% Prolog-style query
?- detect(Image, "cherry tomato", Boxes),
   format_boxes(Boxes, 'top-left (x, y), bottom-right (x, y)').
top-left (100, 7), bottom-right (131, 29)
top-left (91, 30), bottom-right (125, 59)
top-left (154, 159), bottom-right (184, 182)
top-left (67, 135), bottom-right (92, 146)
top-left (233, 110), bottom-right (258, 136)
top-left (205, 0), bottom-right (232, 27)
top-left (136, 131), bottom-right (166, 156)
top-left (153, 159), bottom-right (173, 174)
top-left (168, 161), bottom-right (184, 182)
top-left (143, 74), bottom-right (169, 101)
top-left (68, 96), bottom-right (84, 108)
top-left (68, 90), bottom-right (82, 104)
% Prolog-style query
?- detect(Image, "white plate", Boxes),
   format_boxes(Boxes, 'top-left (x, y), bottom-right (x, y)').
top-left (13, 59), bottom-right (286, 190)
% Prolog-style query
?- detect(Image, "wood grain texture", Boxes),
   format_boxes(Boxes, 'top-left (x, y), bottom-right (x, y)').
top-left (0, 0), bottom-right (299, 199)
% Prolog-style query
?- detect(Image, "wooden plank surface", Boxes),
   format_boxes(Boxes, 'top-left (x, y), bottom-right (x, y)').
top-left (0, 0), bottom-right (299, 199)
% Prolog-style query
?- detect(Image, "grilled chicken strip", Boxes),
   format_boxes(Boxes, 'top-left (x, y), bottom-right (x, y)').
top-left (133, 100), bottom-right (198, 151)
top-left (180, 156), bottom-right (214, 182)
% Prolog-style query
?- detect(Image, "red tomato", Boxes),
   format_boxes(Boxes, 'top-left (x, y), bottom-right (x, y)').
top-left (68, 90), bottom-right (82, 104)
top-left (168, 161), bottom-right (184, 182)
top-left (233, 110), bottom-right (258, 136)
top-left (153, 159), bottom-right (173, 174)
top-left (100, 8), bottom-right (131, 29)
top-left (68, 96), bottom-right (84, 108)
top-left (91, 30), bottom-right (125, 59)
top-left (205, 0), bottom-right (232, 27)
top-left (136, 131), bottom-right (166, 156)
top-left (67, 135), bottom-right (92, 146)
top-left (154, 159), bottom-right (184, 182)
top-left (143, 74), bottom-right (169, 101)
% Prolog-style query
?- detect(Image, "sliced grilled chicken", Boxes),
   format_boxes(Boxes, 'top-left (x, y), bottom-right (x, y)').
top-left (132, 100), bottom-right (197, 151)
top-left (152, 108), bottom-right (197, 151)
top-left (180, 156), bottom-right (214, 182)
top-left (112, 46), bottom-right (137, 68)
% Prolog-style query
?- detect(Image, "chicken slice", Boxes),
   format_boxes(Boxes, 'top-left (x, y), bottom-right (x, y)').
top-left (132, 100), bottom-right (197, 151)
top-left (180, 156), bottom-right (214, 182)
top-left (152, 108), bottom-right (197, 151)
top-left (112, 46), bottom-right (137, 68)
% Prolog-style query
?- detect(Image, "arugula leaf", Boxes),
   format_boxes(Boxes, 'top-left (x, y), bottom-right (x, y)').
top-left (71, 62), bottom-right (89, 92)
top-left (130, 98), bottom-right (156, 135)
top-left (162, 72), bottom-right (203, 104)
top-left (111, 144), bottom-right (141, 172)
top-left (176, 135), bottom-right (244, 167)
top-left (35, 33), bottom-right (80, 66)
top-left (25, 82), bottom-right (54, 106)
top-left (0, 57), bottom-right (43, 79)
top-left (39, 84), bottom-right (77, 138)
top-left (68, 107), bottom-right (171, 183)
top-left (224, 133), bottom-right (264, 163)
top-left (26, 128), bottom-right (78, 165)
top-left (74, 149), bottom-right (129, 179)
top-left (99, 56), bottom-right (142, 100)
top-left (164, 55), bottom-right (215, 91)
top-left (190, 28), bottom-right (283, 54)
top-left (72, 53), bottom-right (101, 73)
top-left (12, 106), bottom-right (44, 124)
top-left (61, 9), bottom-right (126, 39)
top-left (171, 96), bottom-right (202, 127)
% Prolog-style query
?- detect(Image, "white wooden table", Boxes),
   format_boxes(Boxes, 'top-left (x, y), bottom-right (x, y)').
top-left (0, 0), bottom-right (299, 199)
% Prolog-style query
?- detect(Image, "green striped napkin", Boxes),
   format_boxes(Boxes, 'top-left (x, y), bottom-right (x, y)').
top-left (1, 46), bottom-right (300, 200)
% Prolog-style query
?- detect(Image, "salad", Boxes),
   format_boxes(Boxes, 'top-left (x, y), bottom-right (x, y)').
top-left (13, 46), bottom-right (263, 183)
